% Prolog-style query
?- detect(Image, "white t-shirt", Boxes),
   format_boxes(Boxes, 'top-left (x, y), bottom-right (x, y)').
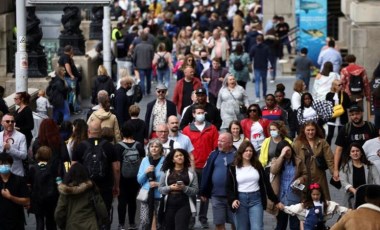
top-left (236, 166), bottom-right (260, 192)
top-left (250, 121), bottom-right (265, 151)
top-left (303, 107), bottom-right (317, 121)
top-left (194, 123), bottom-right (206, 132)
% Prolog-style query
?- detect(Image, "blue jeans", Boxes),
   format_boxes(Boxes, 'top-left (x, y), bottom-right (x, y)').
top-left (234, 191), bottom-right (263, 230)
top-left (53, 101), bottom-right (70, 123)
top-left (275, 210), bottom-right (300, 230)
top-left (296, 73), bottom-right (310, 90)
top-left (64, 77), bottom-right (80, 112)
top-left (156, 68), bottom-right (170, 89)
top-left (254, 69), bottom-right (268, 98)
top-left (268, 56), bottom-right (277, 80)
top-left (138, 69), bottom-right (152, 95)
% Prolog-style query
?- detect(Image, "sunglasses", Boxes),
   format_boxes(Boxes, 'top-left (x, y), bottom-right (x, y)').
top-left (4, 120), bottom-right (15, 124)
top-left (157, 90), bottom-right (167, 94)
top-left (248, 109), bottom-right (258, 113)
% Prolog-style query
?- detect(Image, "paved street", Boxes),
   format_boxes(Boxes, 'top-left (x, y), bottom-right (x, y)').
top-left (25, 72), bottom-right (345, 229)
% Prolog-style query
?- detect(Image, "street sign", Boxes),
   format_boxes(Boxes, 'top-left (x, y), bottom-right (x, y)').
top-left (27, 0), bottom-right (111, 4)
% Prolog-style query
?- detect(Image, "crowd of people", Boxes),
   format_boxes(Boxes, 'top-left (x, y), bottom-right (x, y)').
top-left (2, 0), bottom-right (380, 230)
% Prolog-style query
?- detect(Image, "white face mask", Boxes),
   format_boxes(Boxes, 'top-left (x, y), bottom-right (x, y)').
top-left (195, 114), bottom-right (205, 122)
top-left (270, 130), bottom-right (279, 138)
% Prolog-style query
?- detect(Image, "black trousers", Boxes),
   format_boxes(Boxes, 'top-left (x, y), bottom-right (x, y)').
top-left (117, 177), bottom-right (140, 225)
top-left (35, 211), bottom-right (57, 230)
top-left (164, 194), bottom-right (191, 230)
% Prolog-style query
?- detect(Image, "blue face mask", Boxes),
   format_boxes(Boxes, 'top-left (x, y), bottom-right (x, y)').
top-left (270, 130), bottom-right (280, 138)
top-left (0, 164), bottom-right (11, 174)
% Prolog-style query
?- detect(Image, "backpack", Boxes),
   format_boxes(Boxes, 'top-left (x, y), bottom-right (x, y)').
top-left (82, 139), bottom-right (108, 181)
top-left (349, 74), bottom-right (363, 93)
top-left (131, 84), bottom-right (143, 103)
top-left (118, 141), bottom-right (141, 178)
top-left (32, 163), bottom-right (59, 204)
top-left (233, 57), bottom-right (244, 71)
top-left (157, 52), bottom-right (168, 70)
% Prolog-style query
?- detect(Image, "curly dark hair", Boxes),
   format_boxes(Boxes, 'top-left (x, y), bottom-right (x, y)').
top-left (161, 148), bottom-right (191, 172)
top-left (233, 140), bottom-right (262, 169)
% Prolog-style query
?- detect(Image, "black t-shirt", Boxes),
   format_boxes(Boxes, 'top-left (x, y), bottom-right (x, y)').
top-left (124, 119), bottom-right (146, 144)
top-left (0, 174), bottom-right (29, 229)
top-left (72, 138), bottom-right (117, 189)
top-left (181, 80), bottom-right (194, 112)
top-left (335, 122), bottom-right (377, 151)
top-left (58, 53), bottom-right (79, 79)
top-left (352, 165), bottom-right (366, 189)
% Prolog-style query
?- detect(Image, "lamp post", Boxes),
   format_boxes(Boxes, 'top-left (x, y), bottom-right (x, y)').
top-left (15, 0), bottom-right (28, 92)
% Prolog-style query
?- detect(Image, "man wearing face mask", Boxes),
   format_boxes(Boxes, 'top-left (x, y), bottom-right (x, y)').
top-left (182, 104), bottom-right (219, 228)
top-left (180, 87), bottom-right (222, 130)
top-left (0, 153), bottom-right (30, 230)
top-left (115, 76), bottom-right (134, 127)
top-left (196, 49), bottom-right (212, 79)
top-left (0, 114), bottom-right (27, 177)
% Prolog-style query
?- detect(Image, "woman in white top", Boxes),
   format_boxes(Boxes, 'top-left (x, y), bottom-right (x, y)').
top-left (313, 61), bottom-right (340, 101)
top-left (226, 141), bottom-right (284, 230)
top-left (291, 79), bottom-right (306, 111)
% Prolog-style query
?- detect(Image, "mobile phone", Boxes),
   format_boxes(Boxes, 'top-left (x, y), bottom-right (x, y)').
top-left (176, 181), bottom-right (184, 186)
top-left (293, 183), bottom-right (305, 190)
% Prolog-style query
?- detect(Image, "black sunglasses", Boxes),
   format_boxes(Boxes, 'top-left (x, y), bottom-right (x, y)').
top-left (157, 90), bottom-right (167, 94)
top-left (248, 109), bottom-right (258, 113)
top-left (4, 120), bottom-right (15, 124)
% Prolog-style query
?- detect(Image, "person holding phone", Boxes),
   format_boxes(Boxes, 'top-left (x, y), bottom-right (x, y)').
top-left (158, 148), bottom-right (198, 229)
top-left (269, 140), bottom-right (307, 230)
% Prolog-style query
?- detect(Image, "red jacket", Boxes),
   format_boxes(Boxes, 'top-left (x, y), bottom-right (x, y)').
top-left (240, 118), bottom-right (270, 140)
top-left (340, 63), bottom-right (370, 100)
top-left (182, 122), bottom-right (219, 168)
top-left (172, 77), bottom-right (202, 115)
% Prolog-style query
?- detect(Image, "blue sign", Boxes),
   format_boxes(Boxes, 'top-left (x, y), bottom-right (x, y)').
top-left (295, 0), bottom-right (327, 67)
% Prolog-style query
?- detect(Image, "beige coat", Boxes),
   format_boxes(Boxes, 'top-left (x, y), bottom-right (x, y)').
top-left (331, 203), bottom-right (380, 230)
top-left (292, 138), bottom-right (334, 200)
top-left (266, 156), bottom-right (307, 215)
top-left (87, 108), bottom-right (122, 143)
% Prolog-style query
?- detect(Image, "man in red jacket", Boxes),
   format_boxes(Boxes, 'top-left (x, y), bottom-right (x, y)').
top-left (182, 103), bottom-right (218, 228)
top-left (172, 66), bottom-right (202, 115)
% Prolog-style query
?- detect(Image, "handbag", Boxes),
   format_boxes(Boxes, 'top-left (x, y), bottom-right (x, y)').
top-left (136, 188), bottom-right (149, 202)
top-left (332, 92), bottom-right (344, 118)
top-left (315, 156), bottom-right (328, 171)
top-left (329, 177), bottom-right (342, 189)
top-left (228, 89), bottom-right (247, 114)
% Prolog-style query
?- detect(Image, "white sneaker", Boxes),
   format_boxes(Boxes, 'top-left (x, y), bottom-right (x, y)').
top-left (255, 98), bottom-right (260, 103)
top-left (270, 80), bottom-right (275, 83)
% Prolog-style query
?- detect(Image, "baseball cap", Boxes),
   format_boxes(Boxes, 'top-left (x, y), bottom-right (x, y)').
top-left (156, 84), bottom-right (168, 91)
top-left (348, 104), bottom-right (363, 112)
top-left (195, 87), bottom-right (207, 94)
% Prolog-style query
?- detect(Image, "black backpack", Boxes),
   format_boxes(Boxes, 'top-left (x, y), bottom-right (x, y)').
top-left (157, 53), bottom-right (168, 70)
top-left (131, 84), bottom-right (143, 103)
top-left (82, 139), bottom-right (108, 181)
top-left (118, 142), bottom-right (141, 178)
top-left (349, 74), bottom-right (363, 93)
top-left (32, 163), bottom-right (59, 204)
top-left (233, 57), bottom-right (244, 71)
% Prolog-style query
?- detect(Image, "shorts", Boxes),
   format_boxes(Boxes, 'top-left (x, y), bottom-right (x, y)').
top-left (211, 196), bottom-right (234, 225)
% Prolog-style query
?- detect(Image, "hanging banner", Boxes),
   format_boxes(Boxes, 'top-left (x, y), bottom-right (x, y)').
top-left (295, 0), bottom-right (327, 67)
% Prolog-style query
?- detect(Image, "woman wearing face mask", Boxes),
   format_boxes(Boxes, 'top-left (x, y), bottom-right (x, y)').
top-left (259, 121), bottom-right (292, 170)
top-left (0, 153), bottom-right (30, 230)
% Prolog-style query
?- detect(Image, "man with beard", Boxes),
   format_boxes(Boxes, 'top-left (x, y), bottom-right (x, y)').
top-left (332, 104), bottom-right (377, 181)
top-left (167, 115), bottom-right (194, 166)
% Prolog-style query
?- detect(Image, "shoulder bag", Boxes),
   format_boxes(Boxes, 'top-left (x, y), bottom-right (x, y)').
top-left (332, 92), bottom-right (344, 118)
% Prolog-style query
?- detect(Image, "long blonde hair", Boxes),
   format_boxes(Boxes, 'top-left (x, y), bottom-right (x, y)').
top-left (97, 65), bottom-right (108, 76)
